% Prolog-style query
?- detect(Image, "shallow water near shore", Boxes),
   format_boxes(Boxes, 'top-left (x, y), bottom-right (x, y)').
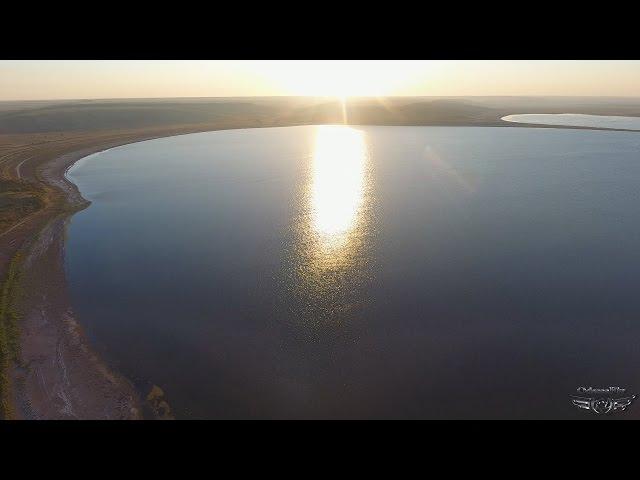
top-left (503, 113), bottom-right (640, 131)
top-left (66, 125), bottom-right (640, 419)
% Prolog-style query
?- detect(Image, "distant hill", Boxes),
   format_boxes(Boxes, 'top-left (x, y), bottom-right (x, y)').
top-left (1, 96), bottom-right (640, 134)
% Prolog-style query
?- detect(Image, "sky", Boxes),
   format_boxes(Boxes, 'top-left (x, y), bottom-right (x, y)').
top-left (1, 61), bottom-right (640, 101)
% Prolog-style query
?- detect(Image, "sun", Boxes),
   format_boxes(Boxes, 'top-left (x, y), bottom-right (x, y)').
top-left (259, 60), bottom-right (430, 98)
top-left (288, 69), bottom-right (369, 97)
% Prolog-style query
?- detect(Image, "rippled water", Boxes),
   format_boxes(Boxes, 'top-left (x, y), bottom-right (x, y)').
top-left (503, 113), bottom-right (640, 131)
top-left (67, 125), bottom-right (640, 418)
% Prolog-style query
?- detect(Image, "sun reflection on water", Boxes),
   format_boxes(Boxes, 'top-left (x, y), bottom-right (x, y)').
top-left (282, 125), bottom-right (372, 327)
top-left (311, 125), bottom-right (368, 254)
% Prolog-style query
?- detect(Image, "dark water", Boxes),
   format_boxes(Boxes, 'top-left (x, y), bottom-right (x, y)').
top-left (67, 125), bottom-right (640, 419)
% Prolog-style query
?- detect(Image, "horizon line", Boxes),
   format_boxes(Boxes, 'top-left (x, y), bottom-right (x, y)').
top-left (3, 94), bottom-right (640, 103)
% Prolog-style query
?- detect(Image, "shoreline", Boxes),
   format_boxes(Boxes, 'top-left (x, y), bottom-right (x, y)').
top-left (1, 119), bottom-right (638, 419)
top-left (0, 124), bottom-right (262, 419)
top-left (501, 113), bottom-right (640, 132)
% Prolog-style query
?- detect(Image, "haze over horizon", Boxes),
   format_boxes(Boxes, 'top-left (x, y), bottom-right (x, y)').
top-left (2, 61), bottom-right (640, 101)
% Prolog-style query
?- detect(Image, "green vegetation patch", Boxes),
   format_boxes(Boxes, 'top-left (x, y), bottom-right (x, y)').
top-left (146, 385), bottom-right (175, 420)
top-left (0, 251), bottom-right (23, 419)
top-left (0, 179), bottom-right (46, 234)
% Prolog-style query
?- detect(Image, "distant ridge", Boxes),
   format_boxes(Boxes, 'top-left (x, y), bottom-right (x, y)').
top-left (2, 97), bottom-right (640, 134)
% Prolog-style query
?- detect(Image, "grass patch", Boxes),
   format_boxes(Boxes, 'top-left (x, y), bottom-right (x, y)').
top-left (0, 251), bottom-right (23, 419)
top-left (146, 385), bottom-right (175, 420)
top-left (0, 179), bottom-right (46, 234)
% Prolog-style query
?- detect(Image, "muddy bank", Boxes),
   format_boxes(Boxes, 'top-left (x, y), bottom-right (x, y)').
top-left (0, 125), bottom-right (239, 419)
top-left (11, 211), bottom-right (140, 419)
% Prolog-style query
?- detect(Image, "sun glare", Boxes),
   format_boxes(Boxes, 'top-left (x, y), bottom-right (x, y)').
top-left (311, 126), bottom-right (368, 242)
top-left (294, 125), bottom-right (371, 284)
top-left (259, 61), bottom-right (432, 97)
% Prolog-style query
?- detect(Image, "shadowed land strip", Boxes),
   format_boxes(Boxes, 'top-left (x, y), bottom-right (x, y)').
top-left (0, 250), bottom-right (22, 418)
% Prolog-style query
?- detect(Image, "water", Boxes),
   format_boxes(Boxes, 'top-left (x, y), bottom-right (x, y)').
top-left (503, 113), bottom-right (640, 131)
top-left (66, 125), bottom-right (640, 419)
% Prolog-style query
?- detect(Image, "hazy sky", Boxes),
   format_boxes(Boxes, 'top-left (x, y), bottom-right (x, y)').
top-left (1, 61), bottom-right (640, 101)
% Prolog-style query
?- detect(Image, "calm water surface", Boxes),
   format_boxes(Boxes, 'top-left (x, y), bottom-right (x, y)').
top-left (67, 125), bottom-right (640, 419)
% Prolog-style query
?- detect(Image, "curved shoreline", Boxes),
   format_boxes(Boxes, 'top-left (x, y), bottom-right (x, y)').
top-left (3, 119), bottom-right (640, 419)
top-left (2, 124), bottom-right (267, 419)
